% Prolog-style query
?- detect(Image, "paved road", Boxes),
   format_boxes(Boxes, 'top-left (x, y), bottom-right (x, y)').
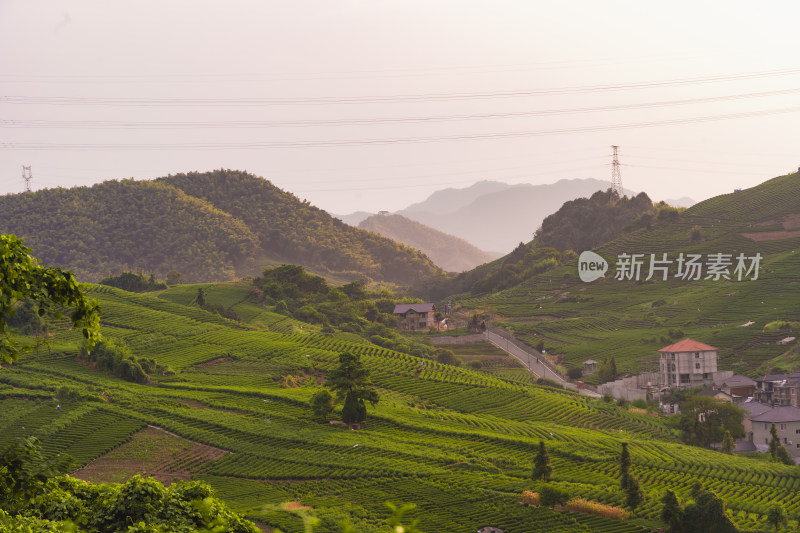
top-left (483, 329), bottom-right (600, 397)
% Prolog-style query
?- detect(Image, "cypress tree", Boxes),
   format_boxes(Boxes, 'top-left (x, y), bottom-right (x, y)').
top-left (532, 440), bottom-right (553, 482)
top-left (620, 442), bottom-right (631, 489)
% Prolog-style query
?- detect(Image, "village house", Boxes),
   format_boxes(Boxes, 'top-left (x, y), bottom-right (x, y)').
top-left (720, 375), bottom-right (757, 402)
top-left (658, 338), bottom-right (725, 390)
top-left (749, 405), bottom-right (800, 459)
top-left (753, 373), bottom-right (800, 407)
top-left (393, 303), bottom-right (436, 331)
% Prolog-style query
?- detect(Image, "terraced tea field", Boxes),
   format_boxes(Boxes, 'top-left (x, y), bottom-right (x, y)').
top-left (1, 283), bottom-right (798, 532)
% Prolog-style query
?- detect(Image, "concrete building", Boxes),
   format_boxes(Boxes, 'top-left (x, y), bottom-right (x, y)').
top-left (754, 373), bottom-right (800, 407)
top-left (393, 303), bottom-right (436, 331)
top-left (721, 375), bottom-right (757, 402)
top-left (750, 405), bottom-right (800, 459)
top-left (658, 338), bottom-right (720, 390)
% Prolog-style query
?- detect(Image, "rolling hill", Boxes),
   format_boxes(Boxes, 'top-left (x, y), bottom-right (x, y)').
top-left (1, 279), bottom-right (798, 532)
top-left (449, 171), bottom-right (800, 379)
top-left (358, 213), bottom-right (498, 272)
top-left (0, 170), bottom-right (442, 286)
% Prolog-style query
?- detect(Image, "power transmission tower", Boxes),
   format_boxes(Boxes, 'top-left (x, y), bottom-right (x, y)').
top-left (610, 145), bottom-right (622, 197)
top-left (22, 165), bottom-right (33, 193)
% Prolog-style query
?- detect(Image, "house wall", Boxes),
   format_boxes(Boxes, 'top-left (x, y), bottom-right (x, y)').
top-left (752, 420), bottom-right (800, 458)
top-left (659, 350), bottom-right (718, 389)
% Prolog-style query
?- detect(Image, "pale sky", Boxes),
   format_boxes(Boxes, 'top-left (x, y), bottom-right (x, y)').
top-left (2, 1), bottom-right (800, 215)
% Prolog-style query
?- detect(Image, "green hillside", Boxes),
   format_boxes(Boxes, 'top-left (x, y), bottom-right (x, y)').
top-left (0, 170), bottom-right (441, 285)
top-left (358, 213), bottom-right (497, 272)
top-left (158, 170), bottom-right (442, 285)
top-left (453, 172), bottom-right (800, 378)
top-left (0, 281), bottom-right (798, 532)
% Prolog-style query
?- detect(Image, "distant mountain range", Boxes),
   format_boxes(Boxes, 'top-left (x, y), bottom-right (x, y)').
top-left (0, 170), bottom-right (441, 285)
top-left (340, 179), bottom-right (695, 254)
top-left (358, 213), bottom-right (498, 272)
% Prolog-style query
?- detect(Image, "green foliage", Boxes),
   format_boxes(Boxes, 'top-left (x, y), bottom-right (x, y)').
top-left (678, 396), bottom-right (745, 448)
top-left (624, 474), bottom-right (644, 512)
top-left (682, 491), bottom-right (738, 533)
top-left (721, 430), bottom-right (735, 454)
top-left (774, 444), bottom-right (793, 466)
top-left (619, 442), bottom-right (631, 489)
top-left (538, 483), bottom-right (570, 508)
top-left (535, 189), bottom-right (655, 252)
top-left (310, 389), bottom-right (335, 420)
top-left (766, 503), bottom-right (786, 532)
top-left (80, 339), bottom-right (154, 384)
top-left (660, 490), bottom-right (684, 533)
top-left (0, 234), bottom-right (101, 363)
top-left (326, 351), bottom-right (379, 426)
top-left (435, 349), bottom-right (457, 366)
top-left (566, 366), bottom-right (583, 380)
top-left (531, 440), bottom-right (553, 482)
top-left (598, 357), bottom-right (618, 384)
top-left (0, 437), bottom-right (73, 514)
top-left (158, 170), bottom-right (442, 285)
top-left (99, 271), bottom-right (166, 293)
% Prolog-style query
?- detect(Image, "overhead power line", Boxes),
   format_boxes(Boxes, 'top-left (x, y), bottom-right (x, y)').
top-left (3, 68), bottom-right (800, 107)
top-left (4, 86), bottom-right (800, 129)
top-left (4, 105), bottom-right (800, 151)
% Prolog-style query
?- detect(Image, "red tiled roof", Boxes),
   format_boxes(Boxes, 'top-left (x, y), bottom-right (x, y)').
top-left (658, 338), bottom-right (718, 352)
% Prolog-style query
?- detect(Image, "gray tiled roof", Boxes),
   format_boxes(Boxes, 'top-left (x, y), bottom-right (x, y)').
top-left (751, 405), bottom-right (800, 423)
top-left (393, 303), bottom-right (434, 314)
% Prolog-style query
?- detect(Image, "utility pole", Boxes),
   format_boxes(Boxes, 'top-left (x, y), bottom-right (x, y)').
top-left (22, 165), bottom-right (33, 192)
top-left (611, 145), bottom-right (622, 197)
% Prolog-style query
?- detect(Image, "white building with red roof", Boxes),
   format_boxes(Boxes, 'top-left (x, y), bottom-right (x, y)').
top-left (658, 338), bottom-right (723, 390)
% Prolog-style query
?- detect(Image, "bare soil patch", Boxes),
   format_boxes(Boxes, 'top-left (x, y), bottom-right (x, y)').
top-left (742, 213), bottom-right (800, 241)
top-left (73, 425), bottom-right (228, 486)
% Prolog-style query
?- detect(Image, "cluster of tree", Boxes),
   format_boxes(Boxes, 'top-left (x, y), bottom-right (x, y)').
top-left (158, 170), bottom-right (442, 285)
top-left (310, 351), bottom-right (379, 428)
top-left (0, 436), bottom-right (260, 532)
top-left (5, 298), bottom-right (49, 337)
top-left (597, 357), bottom-right (618, 383)
top-left (660, 486), bottom-right (739, 533)
top-left (254, 265), bottom-right (402, 330)
top-left (79, 339), bottom-right (163, 384)
top-left (0, 180), bottom-right (259, 283)
top-left (99, 271), bottom-right (167, 292)
top-left (413, 242), bottom-right (575, 299)
top-left (676, 396), bottom-right (745, 448)
top-left (531, 441), bottom-right (644, 513)
top-left (194, 288), bottom-right (241, 321)
top-left (534, 189), bottom-right (664, 252)
top-left (0, 234), bottom-right (101, 364)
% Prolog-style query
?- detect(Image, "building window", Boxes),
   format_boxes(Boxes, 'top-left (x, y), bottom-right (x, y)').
top-left (696, 363), bottom-right (701, 369)
top-left (784, 437), bottom-right (789, 444)
top-left (680, 374), bottom-right (690, 383)
top-left (695, 353), bottom-right (700, 358)
top-left (781, 424), bottom-right (787, 430)
top-left (703, 373), bottom-right (709, 379)
top-left (765, 424), bottom-right (769, 430)
top-left (671, 354), bottom-right (675, 360)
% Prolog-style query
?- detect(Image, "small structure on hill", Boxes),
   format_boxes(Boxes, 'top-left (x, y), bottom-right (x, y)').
top-left (393, 303), bottom-right (436, 331)
top-left (721, 375), bottom-right (757, 401)
top-left (582, 359), bottom-right (599, 375)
